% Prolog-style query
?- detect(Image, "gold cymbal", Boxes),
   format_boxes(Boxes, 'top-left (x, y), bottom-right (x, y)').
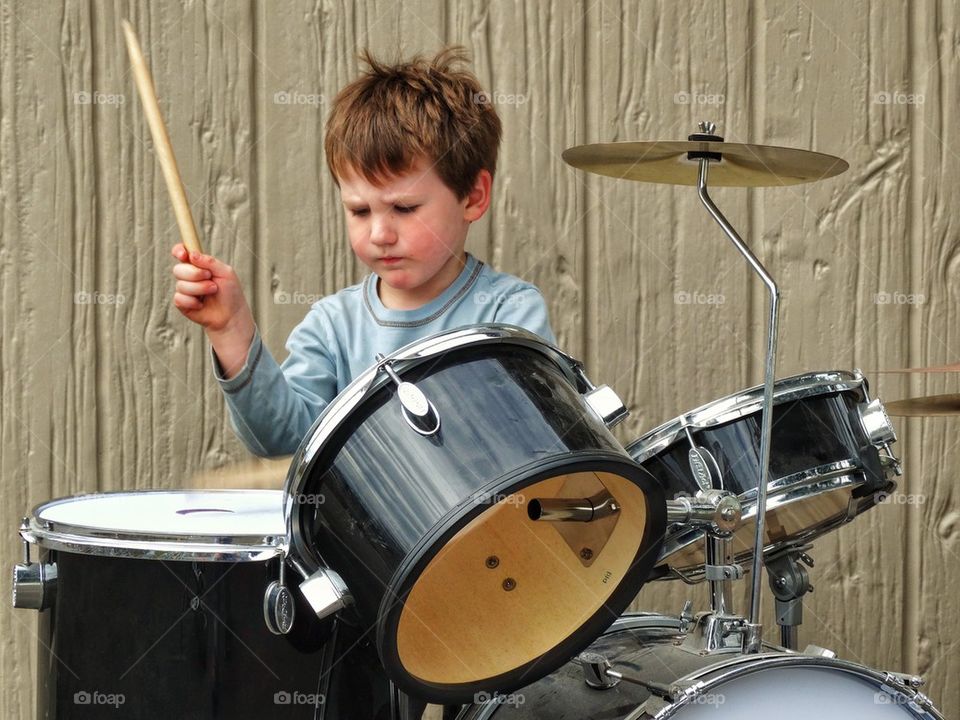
top-left (885, 394), bottom-right (960, 417)
top-left (874, 362), bottom-right (960, 374)
top-left (561, 140), bottom-right (849, 187)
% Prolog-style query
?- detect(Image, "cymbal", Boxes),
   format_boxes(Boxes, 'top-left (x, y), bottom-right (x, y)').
top-left (885, 394), bottom-right (960, 417)
top-left (187, 456), bottom-right (292, 489)
top-left (561, 140), bottom-right (849, 187)
top-left (874, 362), bottom-right (960, 374)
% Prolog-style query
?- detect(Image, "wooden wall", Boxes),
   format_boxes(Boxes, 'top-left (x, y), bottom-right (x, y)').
top-left (1, 1), bottom-right (957, 716)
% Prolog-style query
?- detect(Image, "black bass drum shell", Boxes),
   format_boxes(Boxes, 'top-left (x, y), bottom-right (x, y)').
top-left (288, 326), bottom-right (667, 704)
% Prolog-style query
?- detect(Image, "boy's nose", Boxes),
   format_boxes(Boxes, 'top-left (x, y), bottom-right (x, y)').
top-left (370, 217), bottom-right (398, 245)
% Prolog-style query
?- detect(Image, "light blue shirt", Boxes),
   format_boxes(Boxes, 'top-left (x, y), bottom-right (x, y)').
top-left (213, 253), bottom-right (555, 456)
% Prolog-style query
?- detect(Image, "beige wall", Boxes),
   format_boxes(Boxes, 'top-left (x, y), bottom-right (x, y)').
top-left (2, 0), bottom-right (957, 717)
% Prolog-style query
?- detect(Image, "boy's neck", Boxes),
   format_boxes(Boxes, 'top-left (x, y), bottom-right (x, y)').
top-left (377, 252), bottom-right (469, 311)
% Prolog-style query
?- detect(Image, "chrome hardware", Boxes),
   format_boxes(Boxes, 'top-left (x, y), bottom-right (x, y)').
top-left (12, 526), bottom-right (56, 610)
top-left (681, 611), bottom-right (746, 653)
top-left (578, 651), bottom-right (621, 689)
top-left (583, 385), bottom-right (629, 428)
top-left (527, 491), bottom-right (620, 523)
top-left (299, 567), bottom-right (352, 621)
top-left (704, 563), bottom-right (743, 582)
top-left (859, 398), bottom-right (897, 446)
top-left (678, 601), bottom-right (695, 633)
top-left (263, 561), bottom-right (295, 635)
top-left (375, 353), bottom-right (440, 436)
top-left (802, 644), bottom-right (837, 658)
top-left (741, 622), bottom-right (764, 654)
top-left (665, 490), bottom-right (740, 537)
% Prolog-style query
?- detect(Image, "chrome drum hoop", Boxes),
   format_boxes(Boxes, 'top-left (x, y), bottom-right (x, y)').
top-left (22, 490), bottom-right (286, 562)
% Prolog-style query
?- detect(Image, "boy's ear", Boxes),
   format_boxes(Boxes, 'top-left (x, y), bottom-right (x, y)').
top-left (463, 169), bottom-right (492, 222)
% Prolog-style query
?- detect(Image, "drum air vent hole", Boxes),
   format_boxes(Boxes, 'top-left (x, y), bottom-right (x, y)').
top-left (176, 508), bottom-right (236, 515)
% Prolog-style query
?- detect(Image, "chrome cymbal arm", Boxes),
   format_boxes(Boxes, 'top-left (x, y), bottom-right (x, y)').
top-left (693, 126), bottom-right (780, 651)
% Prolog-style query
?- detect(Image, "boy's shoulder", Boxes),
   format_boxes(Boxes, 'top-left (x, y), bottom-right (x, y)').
top-left (473, 259), bottom-right (545, 298)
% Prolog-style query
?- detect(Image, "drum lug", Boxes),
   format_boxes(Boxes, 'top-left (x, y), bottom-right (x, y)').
top-left (12, 530), bottom-right (56, 611)
top-left (299, 566), bottom-right (352, 621)
top-left (583, 385), bottom-right (629, 428)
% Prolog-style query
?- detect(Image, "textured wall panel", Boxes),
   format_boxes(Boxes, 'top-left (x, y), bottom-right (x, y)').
top-left (1, 1), bottom-right (955, 718)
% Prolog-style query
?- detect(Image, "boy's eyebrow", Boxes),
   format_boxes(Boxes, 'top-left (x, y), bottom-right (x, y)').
top-left (340, 192), bottom-right (425, 206)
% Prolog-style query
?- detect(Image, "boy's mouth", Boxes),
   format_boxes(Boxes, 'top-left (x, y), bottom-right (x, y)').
top-left (380, 256), bottom-right (403, 264)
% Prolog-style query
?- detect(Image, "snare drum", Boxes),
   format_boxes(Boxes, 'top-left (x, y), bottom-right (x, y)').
top-left (459, 613), bottom-right (943, 719)
top-left (627, 371), bottom-right (898, 578)
top-left (13, 490), bottom-right (391, 719)
top-left (285, 325), bottom-right (667, 704)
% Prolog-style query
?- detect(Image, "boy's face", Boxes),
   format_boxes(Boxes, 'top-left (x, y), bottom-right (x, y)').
top-left (339, 157), bottom-right (490, 309)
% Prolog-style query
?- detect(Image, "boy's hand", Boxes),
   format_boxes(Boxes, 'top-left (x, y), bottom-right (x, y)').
top-left (171, 244), bottom-right (256, 376)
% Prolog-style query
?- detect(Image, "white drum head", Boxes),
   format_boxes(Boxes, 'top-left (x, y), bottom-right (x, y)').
top-left (25, 490), bottom-right (285, 562)
top-left (671, 664), bottom-right (932, 719)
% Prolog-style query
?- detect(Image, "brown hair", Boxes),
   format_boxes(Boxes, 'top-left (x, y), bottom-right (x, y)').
top-left (324, 46), bottom-right (502, 200)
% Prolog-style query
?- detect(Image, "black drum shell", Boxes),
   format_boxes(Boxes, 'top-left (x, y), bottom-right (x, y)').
top-left (32, 548), bottom-right (392, 719)
top-left (291, 342), bottom-right (666, 702)
top-left (629, 386), bottom-right (883, 500)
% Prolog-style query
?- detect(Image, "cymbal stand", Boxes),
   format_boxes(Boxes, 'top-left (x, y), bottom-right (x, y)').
top-left (691, 121), bottom-right (780, 653)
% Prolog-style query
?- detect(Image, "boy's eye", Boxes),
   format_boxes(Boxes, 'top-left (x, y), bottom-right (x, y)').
top-left (349, 208), bottom-right (369, 217)
top-left (394, 205), bottom-right (419, 214)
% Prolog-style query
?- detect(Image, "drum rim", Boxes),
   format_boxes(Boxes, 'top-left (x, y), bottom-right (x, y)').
top-left (625, 370), bottom-right (866, 464)
top-left (373, 452), bottom-right (668, 704)
top-left (283, 323), bottom-right (583, 568)
top-left (21, 489), bottom-right (285, 561)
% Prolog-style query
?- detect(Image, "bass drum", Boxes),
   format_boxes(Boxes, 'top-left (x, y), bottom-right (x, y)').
top-left (14, 490), bottom-right (392, 720)
top-left (457, 614), bottom-right (943, 719)
top-left (285, 325), bottom-right (666, 704)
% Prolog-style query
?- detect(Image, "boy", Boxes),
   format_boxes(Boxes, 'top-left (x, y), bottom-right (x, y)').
top-left (170, 48), bottom-right (555, 718)
top-left (171, 47), bottom-right (555, 459)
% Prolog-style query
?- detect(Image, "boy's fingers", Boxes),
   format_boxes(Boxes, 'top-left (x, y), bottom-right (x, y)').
top-left (176, 280), bottom-right (218, 296)
top-left (172, 263), bottom-right (212, 281)
top-left (173, 292), bottom-right (203, 311)
top-left (190, 252), bottom-right (232, 277)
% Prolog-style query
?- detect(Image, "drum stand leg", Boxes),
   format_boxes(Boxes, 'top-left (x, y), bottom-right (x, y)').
top-left (765, 547), bottom-right (814, 651)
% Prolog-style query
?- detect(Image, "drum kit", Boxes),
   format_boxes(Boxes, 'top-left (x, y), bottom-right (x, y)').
top-left (11, 120), bottom-right (947, 718)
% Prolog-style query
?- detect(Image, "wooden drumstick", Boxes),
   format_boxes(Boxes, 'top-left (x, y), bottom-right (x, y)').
top-left (121, 19), bottom-right (203, 254)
